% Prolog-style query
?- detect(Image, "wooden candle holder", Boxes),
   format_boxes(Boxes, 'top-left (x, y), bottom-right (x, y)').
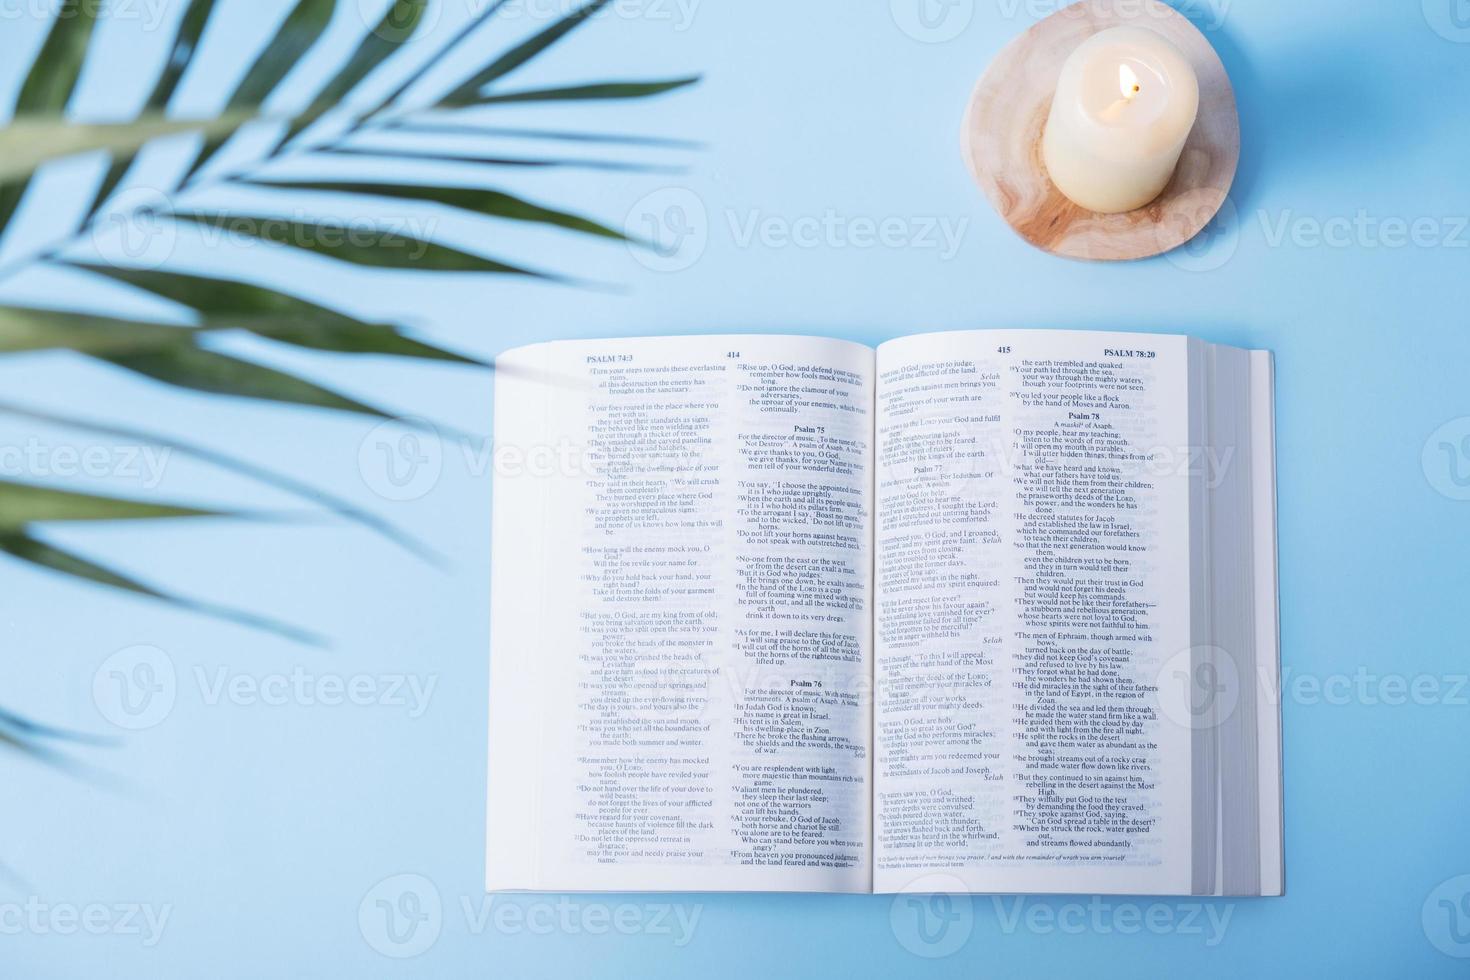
top-left (961, 0), bottom-right (1239, 262)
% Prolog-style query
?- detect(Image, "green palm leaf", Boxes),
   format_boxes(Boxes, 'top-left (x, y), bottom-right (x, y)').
top-left (0, 111), bottom-right (264, 186)
top-left (315, 144), bottom-right (686, 172)
top-left (238, 178), bottom-right (631, 240)
top-left (0, 0), bottom-right (103, 236)
top-left (0, 0), bottom-right (699, 656)
top-left (464, 77), bottom-right (700, 105)
top-left (182, 0), bottom-right (340, 184)
top-left (384, 122), bottom-right (702, 148)
top-left (167, 211), bottom-right (560, 277)
top-left (145, 0), bottom-right (222, 108)
top-left (360, 0), bottom-right (511, 117)
top-left (274, 0), bottom-right (428, 151)
top-left (441, 0), bottom-right (612, 104)
top-left (0, 480), bottom-right (215, 528)
top-left (0, 299), bottom-right (456, 365)
top-left (64, 261), bottom-right (483, 362)
top-left (0, 531), bottom-right (322, 645)
top-left (7, 1), bottom-right (100, 121)
top-left (0, 304), bottom-right (203, 356)
top-left (0, 397), bottom-right (443, 564)
top-left (84, 0), bottom-right (223, 220)
top-left (100, 343), bottom-right (390, 417)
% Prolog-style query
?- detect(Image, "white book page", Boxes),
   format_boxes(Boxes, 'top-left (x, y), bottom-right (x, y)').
top-left (1251, 350), bottom-right (1284, 897)
top-left (871, 330), bottom-right (1195, 895)
top-left (487, 335), bottom-right (874, 893)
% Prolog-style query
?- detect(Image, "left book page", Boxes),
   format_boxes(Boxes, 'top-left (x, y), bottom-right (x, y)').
top-left (487, 335), bottom-right (875, 892)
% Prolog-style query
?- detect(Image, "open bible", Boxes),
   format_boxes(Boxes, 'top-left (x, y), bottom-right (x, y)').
top-left (486, 329), bottom-right (1282, 896)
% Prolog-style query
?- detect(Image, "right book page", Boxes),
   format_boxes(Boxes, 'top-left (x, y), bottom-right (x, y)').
top-left (871, 329), bottom-right (1205, 896)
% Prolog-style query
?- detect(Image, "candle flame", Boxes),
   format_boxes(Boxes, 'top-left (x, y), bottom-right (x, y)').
top-left (1119, 63), bottom-right (1141, 100)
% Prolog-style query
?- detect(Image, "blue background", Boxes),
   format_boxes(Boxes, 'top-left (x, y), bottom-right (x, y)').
top-left (1, 0), bottom-right (1468, 976)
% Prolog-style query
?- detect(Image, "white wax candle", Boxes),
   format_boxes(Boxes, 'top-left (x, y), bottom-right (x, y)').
top-left (1041, 26), bottom-right (1200, 214)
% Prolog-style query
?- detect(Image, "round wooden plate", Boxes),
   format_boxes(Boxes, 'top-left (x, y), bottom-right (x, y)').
top-left (961, 0), bottom-right (1239, 261)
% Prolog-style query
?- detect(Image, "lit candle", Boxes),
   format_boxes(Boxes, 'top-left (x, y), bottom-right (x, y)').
top-left (1041, 26), bottom-right (1200, 214)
